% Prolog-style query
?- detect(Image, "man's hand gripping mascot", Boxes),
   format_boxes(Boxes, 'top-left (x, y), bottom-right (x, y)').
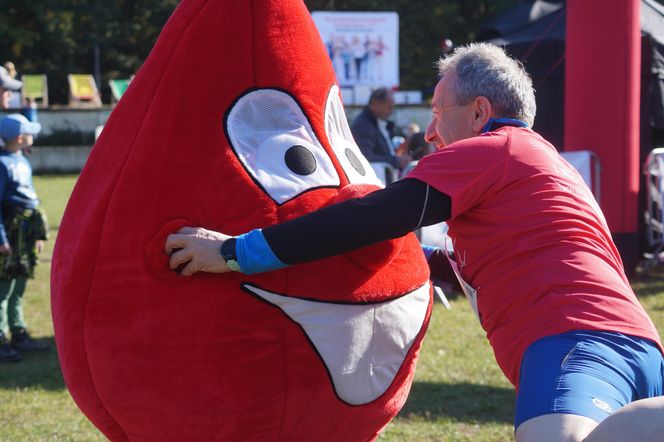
top-left (51, 0), bottom-right (433, 440)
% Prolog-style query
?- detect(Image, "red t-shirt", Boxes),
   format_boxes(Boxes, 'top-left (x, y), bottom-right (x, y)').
top-left (408, 126), bottom-right (662, 386)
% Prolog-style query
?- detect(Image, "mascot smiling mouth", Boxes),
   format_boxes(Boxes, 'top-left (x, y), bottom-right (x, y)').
top-left (243, 281), bottom-right (430, 405)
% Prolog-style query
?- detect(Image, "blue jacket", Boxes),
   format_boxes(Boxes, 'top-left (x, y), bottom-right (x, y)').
top-left (0, 149), bottom-right (39, 244)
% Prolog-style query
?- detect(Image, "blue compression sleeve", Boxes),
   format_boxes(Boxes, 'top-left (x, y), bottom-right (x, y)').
top-left (421, 244), bottom-right (439, 260)
top-left (235, 229), bottom-right (288, 275)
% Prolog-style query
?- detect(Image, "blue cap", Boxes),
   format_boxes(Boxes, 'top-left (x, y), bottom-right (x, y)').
top-left (0, 113), bottom-right (41, 141)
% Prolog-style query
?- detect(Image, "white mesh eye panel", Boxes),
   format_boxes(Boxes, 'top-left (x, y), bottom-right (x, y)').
top-left (226, 89), bottom-right (340, 204)
top-left (325, 85), bottom-right (382, 187)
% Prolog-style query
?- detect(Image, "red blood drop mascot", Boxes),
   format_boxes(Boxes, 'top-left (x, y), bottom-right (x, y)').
top-left (51, 0), bottom-right (433, 440)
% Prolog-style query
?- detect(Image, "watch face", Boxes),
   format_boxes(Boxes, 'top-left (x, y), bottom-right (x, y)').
top-left (221, 239), bottom-right (241, 272)
top-left (221, 239), bottom-right (236, 261)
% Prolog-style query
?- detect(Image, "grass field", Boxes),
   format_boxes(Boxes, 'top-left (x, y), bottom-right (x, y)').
top-left (1, 174), bottom-right (663, 441)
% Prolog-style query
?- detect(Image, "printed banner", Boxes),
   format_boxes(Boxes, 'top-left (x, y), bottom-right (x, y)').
top-left (312, 11), bottom-right (399, 89)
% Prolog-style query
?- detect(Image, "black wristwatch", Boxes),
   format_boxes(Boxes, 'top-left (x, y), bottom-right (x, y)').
top-left (220, 238), bottom-right (241, 272)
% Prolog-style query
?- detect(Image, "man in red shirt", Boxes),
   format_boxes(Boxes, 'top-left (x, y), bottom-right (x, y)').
top-left (166, 43), bottom-right (664, 441)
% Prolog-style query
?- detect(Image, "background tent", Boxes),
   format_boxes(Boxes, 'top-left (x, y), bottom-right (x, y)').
top-left (480, 0), bottom-right (664, 149)
top-left (479, 0), bottom-right (664, 269)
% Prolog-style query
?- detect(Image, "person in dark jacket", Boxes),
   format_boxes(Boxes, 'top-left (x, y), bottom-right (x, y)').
top-left (350, 87), bottom-right (411, 172)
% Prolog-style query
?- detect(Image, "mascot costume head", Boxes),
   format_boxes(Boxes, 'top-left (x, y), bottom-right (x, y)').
top-left (51, 0), bottom-right (433, 440)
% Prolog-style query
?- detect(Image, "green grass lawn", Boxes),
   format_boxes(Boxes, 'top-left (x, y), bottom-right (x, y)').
top-left (1, 174), bottom-right (663, 441)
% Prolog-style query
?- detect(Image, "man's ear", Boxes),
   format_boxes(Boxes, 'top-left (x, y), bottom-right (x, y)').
top-left (471, 96), bottom-right (492, 133)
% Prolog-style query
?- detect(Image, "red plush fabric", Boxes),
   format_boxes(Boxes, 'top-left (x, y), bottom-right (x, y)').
top-left (51, 1), bottom-right (432, 440)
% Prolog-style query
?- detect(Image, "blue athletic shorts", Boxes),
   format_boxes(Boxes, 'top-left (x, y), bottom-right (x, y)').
top-left (514, 330), bottom-right (664, 429)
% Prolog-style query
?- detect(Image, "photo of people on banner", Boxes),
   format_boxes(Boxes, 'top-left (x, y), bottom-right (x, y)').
top-left (325, 34), bottom-right (388, 83)
top-left (312, 11), bottom-right (399, 88)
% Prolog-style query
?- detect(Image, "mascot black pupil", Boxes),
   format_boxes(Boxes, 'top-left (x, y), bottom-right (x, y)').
top-left (285, 144), bottom-right (317, 175)
top-left (345, 147), bottom-right (365, 176)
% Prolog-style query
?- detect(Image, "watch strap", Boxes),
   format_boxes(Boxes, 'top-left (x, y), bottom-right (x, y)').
top-left (220, 238), bottom-right (241, 272)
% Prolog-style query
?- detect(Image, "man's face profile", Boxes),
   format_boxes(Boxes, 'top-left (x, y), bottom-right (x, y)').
top-left (372, 95), bottom-right (394, 120)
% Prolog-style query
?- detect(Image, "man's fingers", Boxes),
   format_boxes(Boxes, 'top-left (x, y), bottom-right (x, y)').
top-left (178, 261), bottom-right (199, 277)
top-left (169, 248), bottom-right (193, 271)
top-left (177, 226), bottom-right (198, 235)
top-left (164, 227), bottom-right (231, 276)
top-left (165, 233), bottom-right (189, 254)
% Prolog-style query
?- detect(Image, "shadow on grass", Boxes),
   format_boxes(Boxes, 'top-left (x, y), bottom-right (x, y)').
top-left (399, 381), bottom-right (514, 424)
top-left (0, 336), bottom-right (67, 391)
top-left (632, 266), bottom-right (664, 299)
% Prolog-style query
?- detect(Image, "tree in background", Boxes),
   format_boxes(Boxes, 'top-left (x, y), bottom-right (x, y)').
top-left (0, 0), bottom-right (178, 104)
top-left (0, 0), bottom-right (516, 105)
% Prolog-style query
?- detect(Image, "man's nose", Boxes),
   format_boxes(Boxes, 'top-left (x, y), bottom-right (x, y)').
top-left (424, 120), bottom-right (437, 144)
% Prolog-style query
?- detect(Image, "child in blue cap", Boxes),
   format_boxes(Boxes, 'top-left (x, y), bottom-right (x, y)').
top-left (0, 113), bottom-right (48, 362)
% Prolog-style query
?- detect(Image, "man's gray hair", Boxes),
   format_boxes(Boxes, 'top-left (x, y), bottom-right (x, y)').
top-left (437, 43), bottom-right (536, 126)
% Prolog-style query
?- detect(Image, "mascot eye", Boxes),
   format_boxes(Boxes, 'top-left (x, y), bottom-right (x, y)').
top-left (226, 89), bottom-right (340, 204)
top-left (324, 85), bottom-right (382, 187)
top-left (343, 147), bottom-right (365, 176)
top-left (285, 145), bottom-right (317, 175)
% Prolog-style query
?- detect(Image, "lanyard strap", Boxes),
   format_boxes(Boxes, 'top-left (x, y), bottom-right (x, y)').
top-left (480, 117), bottom-right (528, 134)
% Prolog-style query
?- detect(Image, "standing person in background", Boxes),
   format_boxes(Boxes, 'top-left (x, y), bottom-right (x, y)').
top-left (351, 87), bottom-right (411, 173)
top-left (3, 62), bottom-right (17, 80)
top-left (0, 66), bottom-right (22, 110)
top-left (0, 114), bottom-right (48, 363)
top-left (3, 62), bottom-right (21, 109)
top-left (22, 97), bottom-right (38, 123)
top-left (21, 97), bottom-right (39, 154)
top-left (166, 43), bottom-right (664, 441)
